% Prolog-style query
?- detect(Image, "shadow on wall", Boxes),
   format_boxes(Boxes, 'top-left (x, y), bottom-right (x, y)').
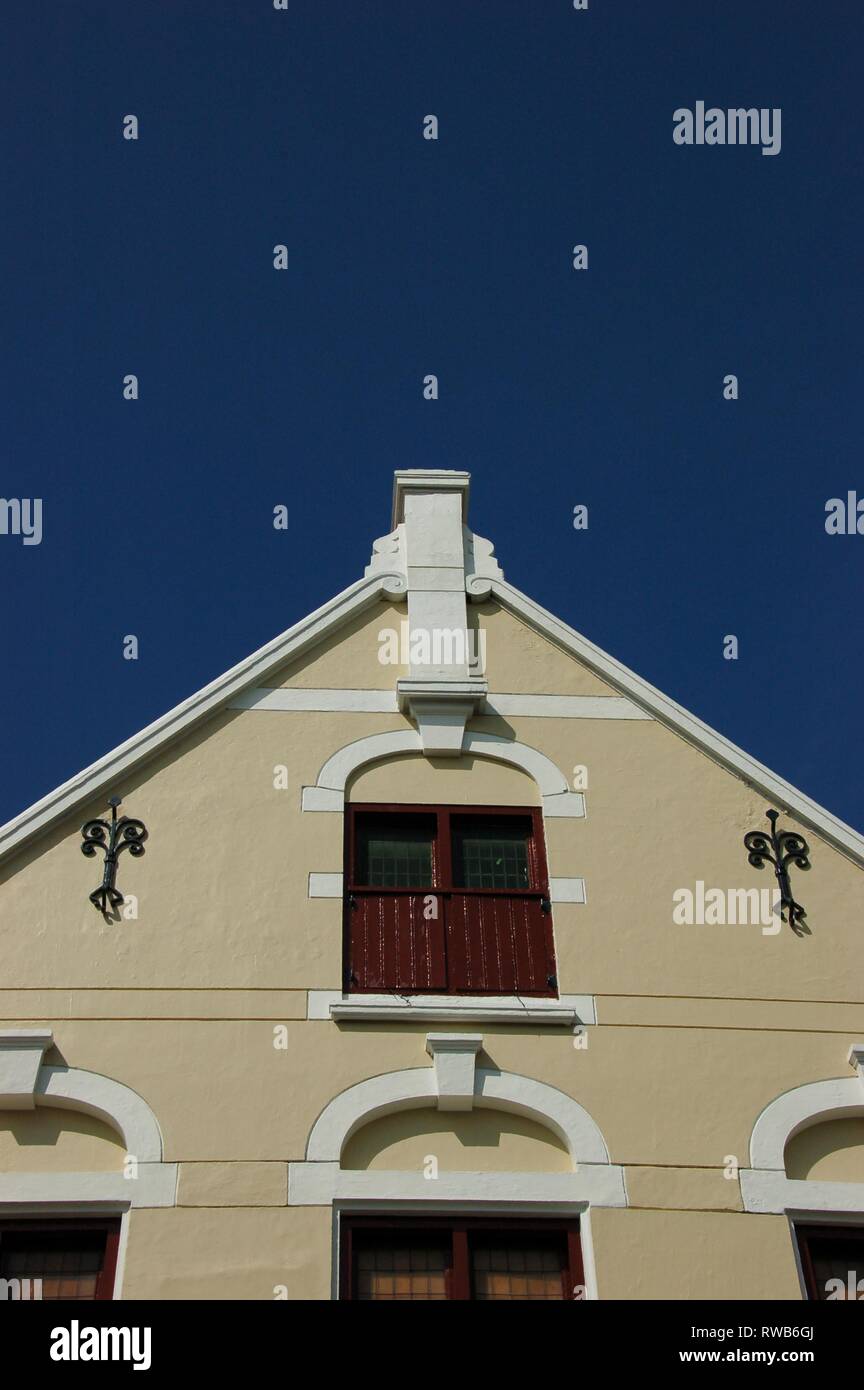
top-left (0, 1108), bottom-right (125, 1171)
top-left (341, 1108), bottom-right (570, 1173)
top-left (785, 1117), bottom-right (864, 1182)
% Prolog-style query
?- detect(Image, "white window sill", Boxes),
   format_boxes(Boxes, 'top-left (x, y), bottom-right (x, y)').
top-left (306, 991), bottom-right (595, 1026)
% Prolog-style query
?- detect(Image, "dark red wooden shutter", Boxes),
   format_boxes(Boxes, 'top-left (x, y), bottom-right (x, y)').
top-left (446, 891), bottom-right (554, 994)
top-left (348, 891), bottom-right (447, 991)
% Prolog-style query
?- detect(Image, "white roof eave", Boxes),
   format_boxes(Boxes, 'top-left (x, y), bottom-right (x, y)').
top-left (0, 573), bottom-right (389, 864)
top-left (491, 578), bottom-right (864, 867)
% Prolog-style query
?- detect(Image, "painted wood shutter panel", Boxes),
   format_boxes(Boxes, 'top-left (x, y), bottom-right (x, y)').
top-left (446, 891), bottom-right (552, 994)
top-left (348, 891), bottom-right (447, 991)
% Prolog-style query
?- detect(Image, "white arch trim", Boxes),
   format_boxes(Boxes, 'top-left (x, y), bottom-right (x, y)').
top-left (741, 1051), bottom-right (864, 1214)
top-left (301, 728), bottom-right (585, 817)
top-left (36, 1067), bottom-right (164, 1163)
top-left (289, 1053), bottom-right (627, 1211)
top-left (305, 1066), bottom-right (609, 1164)
top-left (0, 1032), bottom-right (177, 1209)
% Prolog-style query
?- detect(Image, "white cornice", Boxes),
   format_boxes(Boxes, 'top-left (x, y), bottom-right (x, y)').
top-left (392, 469), bottom-right (471, 526)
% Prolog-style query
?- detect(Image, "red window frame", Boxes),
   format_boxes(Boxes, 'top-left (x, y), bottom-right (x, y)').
top-left (0, 1217), bottom-right (121, 1300)
top-left (339, 1214), bottom-right (584, 1301)
top-left (344, 803), bottom-right (557, 997)
top-left (795, 1223), bottom-right (864, 1300)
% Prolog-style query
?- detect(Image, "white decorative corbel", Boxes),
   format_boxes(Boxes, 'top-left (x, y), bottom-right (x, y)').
top-left (464, 528), bottom-right (504, 600)
top-left (0, 1029), bottom-right (54, 1109)
top-left (364, 525), bottom-right (408, 600)
top-left (425, 1033), bottom-right (483, 1111)
top-left (848, 1044), bottom-right (864, 1084)
top-left (396, 680), bottom-right (487, 756)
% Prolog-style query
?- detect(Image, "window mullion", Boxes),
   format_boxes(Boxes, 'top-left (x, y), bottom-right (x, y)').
top-left (438, 809), bottom-right (454, 891)
top-left (450, 1225), bottom-right (471, 1301)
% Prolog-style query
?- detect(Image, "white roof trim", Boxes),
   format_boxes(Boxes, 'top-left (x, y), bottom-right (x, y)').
top-left (2, 565), bottom-right (863, 871)
top-left (490, 579), bottom-right (864, 867)
top-left (0, 573), bottom-right (392, 864)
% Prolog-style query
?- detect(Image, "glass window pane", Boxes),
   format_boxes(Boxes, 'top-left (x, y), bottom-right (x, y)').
top-left (0, 1230), bottom-right (108, 1300)
top-left (354, 1236), bottom-right (449, 1300)
top-left (804, 1233), bottom-right (864, 1300)
top-left (356, 817), bottom-right (434, 888)
top-left (471, 1237), bottom-right (566, 1301)
top-left (453, 818), bottom-right (531, 890)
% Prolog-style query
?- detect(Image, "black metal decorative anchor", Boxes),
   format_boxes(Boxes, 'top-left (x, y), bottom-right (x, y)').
top-left (80, 796), bottom-right (148, 913)
top-left (743, 809), bottom-right (811, 932)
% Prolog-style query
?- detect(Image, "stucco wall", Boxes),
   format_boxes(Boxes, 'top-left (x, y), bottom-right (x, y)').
top-left (0, 596), bottom-right (862, 1299)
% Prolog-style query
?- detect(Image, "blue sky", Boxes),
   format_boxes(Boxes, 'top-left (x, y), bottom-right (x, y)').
top-left (2, 1), bottom-right (862, 833)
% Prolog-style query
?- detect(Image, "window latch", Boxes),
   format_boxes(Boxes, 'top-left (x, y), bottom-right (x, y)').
top-left (540, 896), bottom-right (551, 914)
top-left (546, 973), bottom-right (558, 990)
top-left (347, 892), bottom-right (357, 909)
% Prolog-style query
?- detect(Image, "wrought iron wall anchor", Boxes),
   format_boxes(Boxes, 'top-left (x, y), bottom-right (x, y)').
top-left (80, 796), bottom-right (148, 913)
top-left (743, 809), bottom-right (810, 932)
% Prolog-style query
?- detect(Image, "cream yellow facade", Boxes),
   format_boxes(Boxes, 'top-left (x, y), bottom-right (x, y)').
top-left (1, 470), bottom-right (862, 1301)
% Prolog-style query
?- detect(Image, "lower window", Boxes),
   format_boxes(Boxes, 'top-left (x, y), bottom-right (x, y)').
top-left (340, 1216), bottom-right (584, 1301)
top-left (795, 1223), bottom-right (864, 1300)
top-left (0, 1219), bottom-right (121, 1300)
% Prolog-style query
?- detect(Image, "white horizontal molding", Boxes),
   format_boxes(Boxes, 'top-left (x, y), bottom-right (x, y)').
top-left (302, 789), bottom-right (584, 820)
top-left (288, 1163), bottom-right (627, 1209)
top-left (0, 1165), bottom-right (178, 1210)
top-left (307, 991), bottom-right (596, 1027)
top-left (231, 688), bottom-right (398, 714)
top-left (230, 688), bottom-right (649, 720)
top-left (302, 729), bottom-right (585, 825)
top-left (550, 877), bottom-right (586, 905)
top-left (741, 1170), bottom-right (864, 1216)
top-left (486, 694), bottom-right (649, 720)
top-left (308, 872), bottom-right (343, 899)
